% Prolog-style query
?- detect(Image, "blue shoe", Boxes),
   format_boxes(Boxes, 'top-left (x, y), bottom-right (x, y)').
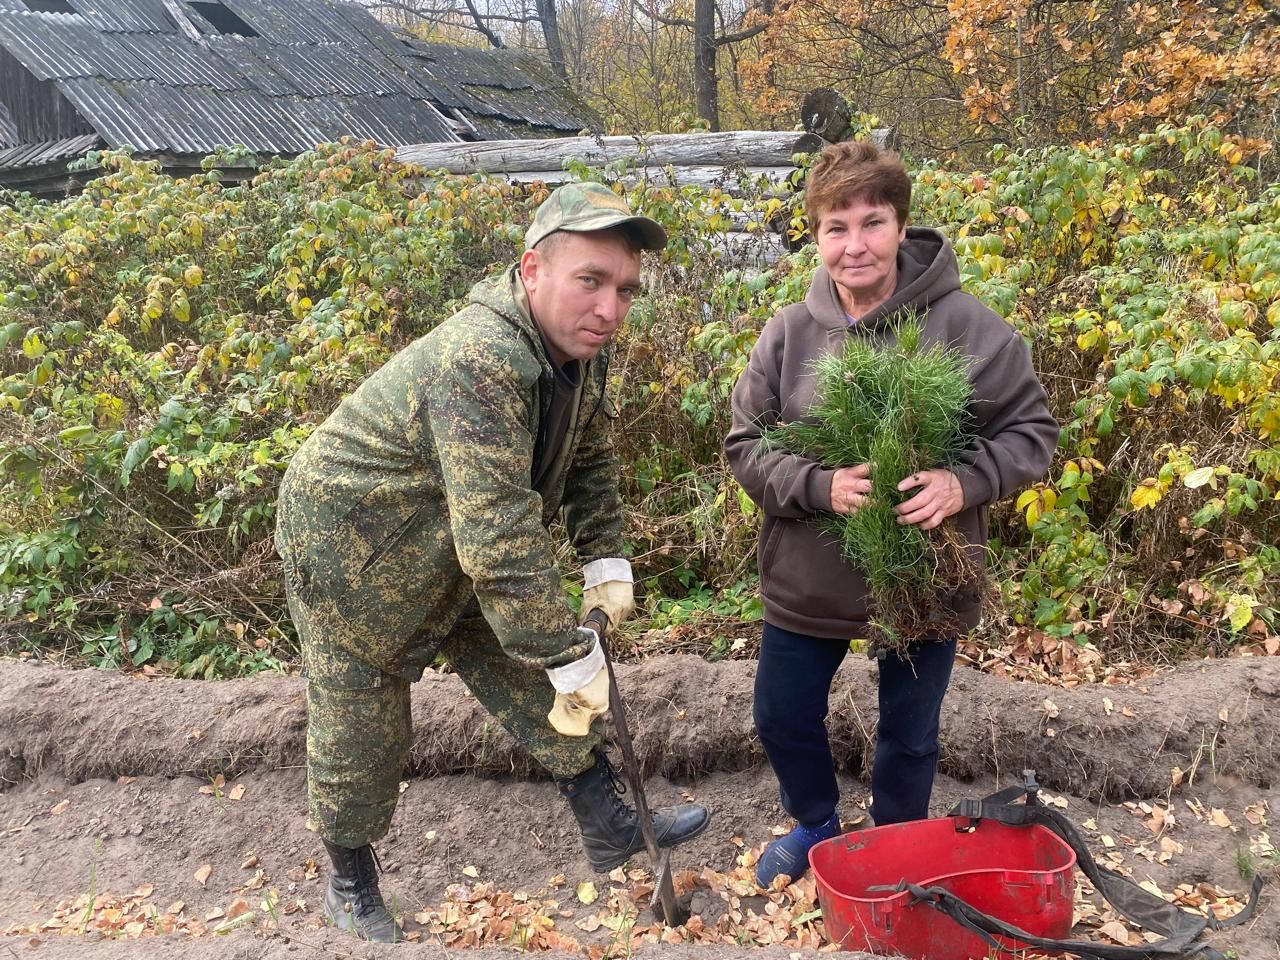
top-left (756, 812), bottom-right (842, 886)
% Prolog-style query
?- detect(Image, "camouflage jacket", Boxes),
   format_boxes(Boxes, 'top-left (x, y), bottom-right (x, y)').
top-left (275, 266), bottom-right (624, 681)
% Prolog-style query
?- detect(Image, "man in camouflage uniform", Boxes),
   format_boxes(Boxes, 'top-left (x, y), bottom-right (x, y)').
top-left (275, 183), bottom-right (711, 943)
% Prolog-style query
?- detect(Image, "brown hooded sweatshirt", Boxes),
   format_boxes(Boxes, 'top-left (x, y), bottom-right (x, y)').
top-left (725, 226), bottom-right (1059, 639)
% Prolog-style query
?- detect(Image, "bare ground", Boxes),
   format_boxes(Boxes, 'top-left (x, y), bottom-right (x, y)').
top-left (1, 655), bottom-right (1278, 960)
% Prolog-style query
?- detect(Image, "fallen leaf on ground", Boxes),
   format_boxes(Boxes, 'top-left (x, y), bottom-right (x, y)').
top-left (1209, 808), bottom-right (1233, 828)
top-left (576, 881), bottom-right (598, 905)
top-left (461, 865), bottom-right (479, 878)
top-left (227, 783), bottom-right (246, 801)
top-left (241, 854), bottom-right (258, 869)
top-left (194, 864), bottom-right (212, 886)
top-left (197, 774), bottom-right (224, 795)
top-left (225, 898), bottom-right (251, 920)
top-left (1099, 920), bottom-right (1131, 944)
top-left (49, 799), bottom-right (69, 816)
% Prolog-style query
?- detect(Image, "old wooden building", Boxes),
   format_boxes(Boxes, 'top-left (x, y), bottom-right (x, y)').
top-left (0, 0), bottom-right (598, 195)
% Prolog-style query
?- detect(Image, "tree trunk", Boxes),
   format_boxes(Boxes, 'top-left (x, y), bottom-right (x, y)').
top-left (534, 0), bottom-right (567, 79)
top-left (800, 87), bottom-right (852, 142)
top-left (693, 0), bottom-right (719, 131)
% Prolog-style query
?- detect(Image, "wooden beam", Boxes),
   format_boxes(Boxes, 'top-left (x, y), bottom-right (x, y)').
top-left (396, 131), bottom-right (818, 175)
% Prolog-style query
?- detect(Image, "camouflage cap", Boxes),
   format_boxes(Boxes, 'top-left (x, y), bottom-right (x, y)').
top-left (525, 182), bottom-right (667, 252)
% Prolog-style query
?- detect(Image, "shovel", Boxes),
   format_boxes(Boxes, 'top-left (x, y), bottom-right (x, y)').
top-left (583, 607), bottom-right (689, 927)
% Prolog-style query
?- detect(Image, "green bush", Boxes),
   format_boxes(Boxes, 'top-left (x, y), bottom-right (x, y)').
top-left (2, 120), bottom-right (1278, 675)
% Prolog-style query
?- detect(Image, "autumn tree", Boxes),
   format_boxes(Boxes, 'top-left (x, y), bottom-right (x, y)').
top-left (632, 0), bottom-right (775, 130)
top-left (736, 0), bottom-right (982, 156)
top-left (740, 0), bottom-right (1276, 161)
top-left (945, 0), bottom-right (1277, 154)
top-left (559, 0), bottom-right (696, 130)
top-left (554, 0), bottom-right (771, 132)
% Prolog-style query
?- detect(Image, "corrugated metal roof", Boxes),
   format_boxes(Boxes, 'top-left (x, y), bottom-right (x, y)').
top-left (58, 76), bottom-right (460, 152)
top-left (69, 0), bottom-right (176, 33)
top-left (0, 0), bottom-right (598, 167)
top-left (263, 42), bottom-right (418, 98)
top-left (0, 133), bottom-right (102, 167)
top-left (464, 84), bottom-right (587, 131)
top-left (408, 42), bottom-right (533, 90)
top-left (217, 0), bottom-right (339, 45)
top-left (400, 42), bottom-right (597, 130)
top-left (106, 30), bottom-right (245, 86)
top-left (57, 76), bottom-right (168, 149)
top-left (202, 34), bottom-right (292, 95)
top-left (0, 12), bottom-right (101, 79)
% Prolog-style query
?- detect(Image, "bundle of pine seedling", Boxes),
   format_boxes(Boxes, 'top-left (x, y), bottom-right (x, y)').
top-left (764, 316), bottom-right (978, 652)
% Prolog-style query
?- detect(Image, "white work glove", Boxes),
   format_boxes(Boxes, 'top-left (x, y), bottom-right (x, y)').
top-left (581, 558), bottom-right (635, 628)
top-left (546, 627), bottom-right (609, 737)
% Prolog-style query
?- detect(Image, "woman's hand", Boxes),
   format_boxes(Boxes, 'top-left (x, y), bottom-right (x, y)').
top-left (895, 469), bottom-right (964, 529)
top-left (830, 463), bottom-right (872, 515)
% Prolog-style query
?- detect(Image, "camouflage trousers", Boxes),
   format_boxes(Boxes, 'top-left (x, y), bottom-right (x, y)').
top-left (299, 596), bottom-right (606, 849)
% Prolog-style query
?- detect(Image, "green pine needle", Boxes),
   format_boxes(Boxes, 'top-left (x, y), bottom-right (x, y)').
top-left (761, 312), bottom-right (978, 649)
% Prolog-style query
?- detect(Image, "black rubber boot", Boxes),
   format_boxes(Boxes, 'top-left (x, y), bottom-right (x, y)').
top-left (322, 840), bottom-right (403, 943)
top-left (557, 751), bottom-right (711, 873)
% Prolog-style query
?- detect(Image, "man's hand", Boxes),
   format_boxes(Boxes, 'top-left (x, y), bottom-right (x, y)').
top-left (581, 558), bottom-right (634, 627)
top-left (830, 463), bottom-right (872, 515)
top-left (548, 667), bottom-right (609, 737)
top-left (895, 469), bottom-right (964, 529)
top-left (546, 626), bottom-right (609, 737)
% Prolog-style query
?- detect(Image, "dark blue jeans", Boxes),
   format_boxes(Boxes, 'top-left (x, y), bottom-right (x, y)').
top-left (753, 622), bottom-right (956, 826)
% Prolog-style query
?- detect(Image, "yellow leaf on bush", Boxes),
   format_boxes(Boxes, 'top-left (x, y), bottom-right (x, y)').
top-left (1224, 595), bottom-right (1256, 632)
top-left (1130, 480), bottom-right (1164, 510)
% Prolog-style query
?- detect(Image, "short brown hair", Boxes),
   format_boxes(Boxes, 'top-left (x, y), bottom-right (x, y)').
top-left (804, 141), bottom-right (911, 234)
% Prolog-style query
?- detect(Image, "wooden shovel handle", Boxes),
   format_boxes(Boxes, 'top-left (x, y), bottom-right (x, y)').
top-left (585, 607), bottom-right (662, 862)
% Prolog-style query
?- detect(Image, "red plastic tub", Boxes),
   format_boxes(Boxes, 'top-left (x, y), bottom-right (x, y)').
top-left (810, 815), bottom-right (1076, 959)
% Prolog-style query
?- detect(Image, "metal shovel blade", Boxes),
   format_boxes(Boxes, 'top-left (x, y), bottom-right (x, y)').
top-left (649, 849), bottom-right (689, 927)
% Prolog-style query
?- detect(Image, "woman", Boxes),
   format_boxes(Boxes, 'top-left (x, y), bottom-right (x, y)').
top-left (726, 141), bottom-right (1059, 886)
